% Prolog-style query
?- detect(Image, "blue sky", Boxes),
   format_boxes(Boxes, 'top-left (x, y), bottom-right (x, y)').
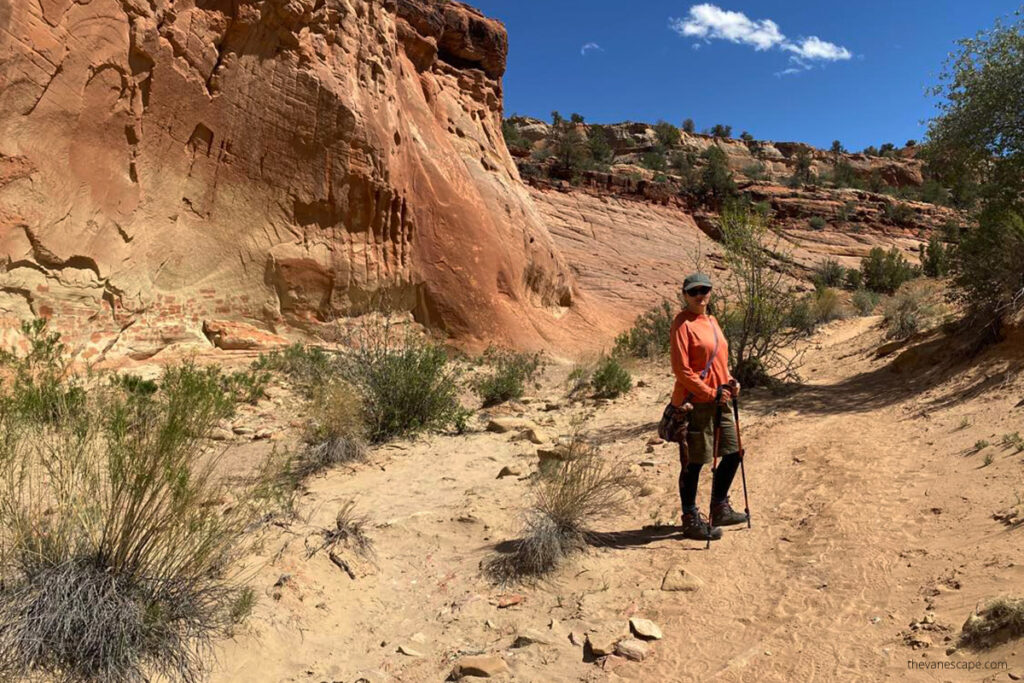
top-left (471, 1), bottom-right (1019, 151)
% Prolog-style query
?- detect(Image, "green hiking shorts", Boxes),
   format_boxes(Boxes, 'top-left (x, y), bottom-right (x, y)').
top-left (683, 402), bottom-right (740, 465)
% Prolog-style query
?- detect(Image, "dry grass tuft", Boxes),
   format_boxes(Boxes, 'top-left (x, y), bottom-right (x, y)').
top-left (307, 501), bottom-right (375, 560)
top-left (487, 430), bottom-right (640, 583)
top-left (960, 597), bottom-right (1024, 648)
top-left (298, 381), bottom-right (367, 478)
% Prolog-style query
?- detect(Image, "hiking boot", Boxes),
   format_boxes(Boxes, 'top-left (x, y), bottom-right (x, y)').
top-left (681, 511), bottom-right (722, 541)
top-left (711, 498), bottom-right (748, 527)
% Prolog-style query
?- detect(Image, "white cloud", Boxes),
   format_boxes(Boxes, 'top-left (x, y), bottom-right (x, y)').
top-left (782, 36), bottom-right (851, 61)
top-left (670, 4), bottom-right (853, 71)
top-left (670, 4), bottom-right (783, 51)
top-left (580, 42), bottom-right (604, 56)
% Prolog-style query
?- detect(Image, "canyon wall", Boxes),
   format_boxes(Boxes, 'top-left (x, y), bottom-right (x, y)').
top-left (0, 0), bottom-right (585, 359)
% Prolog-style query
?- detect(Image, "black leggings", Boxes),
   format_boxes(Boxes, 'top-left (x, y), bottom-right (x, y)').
top-left (678, 446), bottom-right (742, 510)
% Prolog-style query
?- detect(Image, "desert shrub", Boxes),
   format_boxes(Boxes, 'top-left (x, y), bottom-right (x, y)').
top-left (844, 267), bottom-right (863, 290)
top-left (809, 216), bottom-right (827, 230)
top-left (883, 201), bottom-right (916, 226)
top-left (0, 319), bottom-right (86, 424)
top-left (223, 367), bottom-right (271, 405)
top-left (852, 289), bottom-right (880, 316)
top-left (681, 118), bottom-right (696, 133)
top-left (298, 381), bottom-right (367, 478)
top-left (653, 120), bottom-right (680, 147)
top-left (700, 145), bottom-right (737, 205)
top-left (0, 359), bottom-right (262, 682)
top-left (715, 206), bottom-right (803, 386)
top-left (339, 320), bottom-right (467, 442)
top-left (882, 280), bottom-right (941, 339)
top-left (586, 126), bottom-right (614, 166)
top-left (640, 148), bottom-right (667, 172)
top-left (613, 300), bottom-right (675, 358)
top-left (921, 236), bottom-right (951, 277)
top-left (787, 297), bottom-right (816, 335)
top-left (590, 356), bottom-right (632, 399)
top-left (814, 259), bottom-right (845, 288)
top-left (743, 162), bottom-right (766, 180)
top-left (501, 119), bottom-right (529, 153)
top-left (813, 287), bottom-right (844, 323)
top-left (951, 210), bottom-right (1024, 328)
top-left (472, 347), bottom-right (542, 407)
top-left (710, 123), bottom-right (732, 138)
top-left (306, 501), bottom-right (374, 561)
top-left (486, 433), bottom-right (639, 581)
top-left (861, 246), bottom-right (917, 294)
top-left (254, 343), bottom-right (335, 396)
top-left (565, 364), bottom-right (592, 399)
top-left (960, 597), bottom-right (1024, 649)
top-left (790, 148), bottom-right (815, 187)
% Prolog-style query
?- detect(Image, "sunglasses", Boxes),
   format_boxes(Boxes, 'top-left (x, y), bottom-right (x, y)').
top-left (687, 286), bottom-right (712, 296)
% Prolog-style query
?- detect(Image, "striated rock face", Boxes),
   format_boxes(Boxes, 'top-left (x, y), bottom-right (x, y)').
top-left (0, 0), bottom-right (580, 359)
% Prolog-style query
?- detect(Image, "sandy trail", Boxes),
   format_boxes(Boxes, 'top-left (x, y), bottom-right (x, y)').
top-left (215, 316), bottom-right (1024, 681)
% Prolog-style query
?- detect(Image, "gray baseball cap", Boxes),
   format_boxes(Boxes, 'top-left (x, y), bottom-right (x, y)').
top-left (682, 273), bottom-right (713, 292)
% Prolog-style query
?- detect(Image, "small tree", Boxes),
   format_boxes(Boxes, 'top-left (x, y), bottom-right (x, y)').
top-left (950, 209), bottom-right (1024, 327)
top-left (830, 140), bottom-right (845, 156)
top-left (569, 112), bottom-right (585, 124)
top-left (860, 246), bottom-right (917, 294)
top-left (586, 126), bottom-right (614, 167)
top-left (740, 131), bottom-right (755, 142)
top-left (710, 123), bottom-right (732, 139)
top-left (699, 145), bottom-right (737, 206)
top-left (681, 118), bottom-right (696, 133)
top-left (715, 206), bottom-right (803, 386)
top-left (879, 142), bottom-right (897, 157)
top-left (863, 145), bottom-right (879, 156)
top-left (654, 120), bottom-right (681, 147)
top-left (927, 11), bottom-right (1024, 213)
top-left (922, 236), bottom-right (950, 277)
top-left (790, 148), bottom-right (815, 187)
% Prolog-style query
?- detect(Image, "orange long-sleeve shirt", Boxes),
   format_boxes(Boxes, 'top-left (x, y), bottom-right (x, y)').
top-left (670, 310), bottom-right (733, 405)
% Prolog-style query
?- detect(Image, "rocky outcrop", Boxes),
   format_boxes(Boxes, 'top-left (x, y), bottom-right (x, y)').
top-left (507, 117), bottom-right (927, 188)
top-left (0, 0), bottom-right (584, 359)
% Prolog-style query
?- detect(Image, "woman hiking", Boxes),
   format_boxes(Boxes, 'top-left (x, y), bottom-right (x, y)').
top-left (670, 273), bottom-right (748, 541)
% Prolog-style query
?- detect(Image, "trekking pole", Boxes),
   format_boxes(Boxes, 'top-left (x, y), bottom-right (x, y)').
top-left (732, 393), bottom-right (752, 529)
top-left (707, 386), bottom-right (724, 549)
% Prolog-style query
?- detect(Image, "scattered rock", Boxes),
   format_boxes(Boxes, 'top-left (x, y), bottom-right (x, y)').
top-left (254, 428), bottom-right (273, 440)
top-left (410, 632), bottom-right (427, 644)
top-left (537, 444), bottom-right (570, 465)
top-left (450, 654), bottom-right (508, 678)
top-left (661, 565), bottom-right (704, 592)
top-left (522, 426), bottom-right (550, 444)
top-left (644, 445), bottom-right (655, 454)
top-left (586, 633), bottom-right (618, 657)
top-left (397, 644), bottom-right (423, 657)
top-left (569, 631), bottom-right (586, 647)
top-left (210, 427), bottom-right (233, 441)
top-left (232, 425), bottom-right (255, 436)
top-left (640, 459), bottom-right (656, 467)
top-left (629, 617), bottom-right (663, 640)
top-left (202, 319), bottom-right (289, 351)
top-left (646, 436), bottom-right (664, 445)
top-left (511, 629), bottom-right (551, 648)
top-left (1009, 672), bottom-right (1021, 681)
top-left (492, 594), bottom-right (523, 608)
top-left (543, 401), bottom-right (563, 412)
top-left (615, 638), bottom-right (649, 661)
top-left (487, 417), bottom-right (536, 434)
top-left (496, 465), bottom-right (521, 479)
top-left (945, 646), bottom-right (958, 656)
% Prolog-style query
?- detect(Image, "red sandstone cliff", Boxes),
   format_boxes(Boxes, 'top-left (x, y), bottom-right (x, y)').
top-left (0, 0), bottom-right (586, 358)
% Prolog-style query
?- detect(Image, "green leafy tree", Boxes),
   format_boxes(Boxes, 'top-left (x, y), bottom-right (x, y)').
top-left (879, 142), bottom-right (897, 157)
top-left (921, 236), bottom-right (951, 277)
top-left (654, 120), bottom-right (681, 147)
top-left (790, 148), bottom-right (815, 187)
top-left (710, 123), bottom-right (732, 139)
top-left (950, 209), bottom-right (1024, 326)
top-left (927, 11), bottom-right (1024, 213)
top-left (700, 145), bottom-right (737, 206)
top-left (570, 112), bottom-right (585, 124)
top-left (830, 140), bottom-right (845, 156)
top-left (860, 246), bottom-right (917, 294)
top-left (740, 131), bottom-right (755, 142)
top-left (681, 118), bottom-right (696, 133)
top-left (587, 126), bottom-right (614, 167)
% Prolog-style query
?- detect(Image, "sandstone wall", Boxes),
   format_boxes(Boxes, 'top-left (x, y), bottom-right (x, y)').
top-left (0, 0), bottom-right (583, 359)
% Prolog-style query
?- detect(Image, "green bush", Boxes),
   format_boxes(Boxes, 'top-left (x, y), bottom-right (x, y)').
top-left (814, 258), bottom-right (845, 288)
top-left (882, 281), bottom-right (940, 339)
top-left (788, 296), bottom-right (817, 335)
top-left (883, 201), bottom-right (916, 226)
top-left (472, 347), bottom-right (542, 407)
top-left (845, 267), bottom-right (864, 290)
top-left (700, 146), bottom-right (737, 205)
top-left (852, 289), bottom-right (880, 316)
top-left (951, 210), bottom-right (1024, 326)
top-left (813, 287), bottom-right (845, 323)
top-left (0, 319), bottom-right (85, 424)
top-left (653, 120), bottom-right (680, 147)
top-left (0, 357), bottom-right (264, 682)
top-left (254, 343), bottom-right (335, 397)
top-left (640, 148), bottom-right (667, 172)
top-left (861, 246), bottom-right (917, 293)
top-left (809, 216), bottom-right (827, 230)
top-left (613, 300), bottom-right (675, 358)
top-left (340, 322), bottom-right (467, 442)
top-left (591, 356), bottom-right (632, 399)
